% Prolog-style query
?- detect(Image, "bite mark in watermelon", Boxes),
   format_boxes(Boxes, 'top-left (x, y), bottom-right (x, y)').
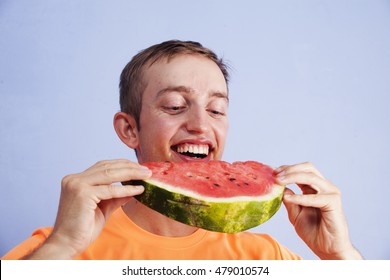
top-left (123, 161), bottom-right (284, 233)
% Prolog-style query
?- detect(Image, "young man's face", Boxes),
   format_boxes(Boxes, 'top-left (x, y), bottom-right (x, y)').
top-left (134, 54), bottom-right (229, 163)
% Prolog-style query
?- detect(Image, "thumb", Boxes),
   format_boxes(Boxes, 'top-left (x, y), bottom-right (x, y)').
top-left (283, 187), bottom-right (301, 226)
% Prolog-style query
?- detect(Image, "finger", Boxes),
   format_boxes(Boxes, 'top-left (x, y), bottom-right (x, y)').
top-left (94, 184), bottom-right (145, 201)
top-left (98, 197), bottom-right (134, 218)
top-left (283, 192), bottom-right (340, 211)
top-left (83, 166), bottom-right (152, 185)
top-left (274, 162), bottom-right (325, 179)
top-left (276, 171), bottom-right (339, 194)
top-left (298, 184), bottom-right (318, 195)
top-left (283, 188), bottom-right (302, 225)
top-left (84, 159), bottom-right (144, 175)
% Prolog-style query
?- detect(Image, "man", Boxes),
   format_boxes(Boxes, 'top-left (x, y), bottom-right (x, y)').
top-left (2, 40), bottom-right (362, 259)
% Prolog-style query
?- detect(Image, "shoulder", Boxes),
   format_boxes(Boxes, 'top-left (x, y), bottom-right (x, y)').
top-left (1, 227), bottom-right (53, 260)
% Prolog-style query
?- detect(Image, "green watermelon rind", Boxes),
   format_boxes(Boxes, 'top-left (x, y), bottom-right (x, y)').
top-left (128, 179), bottom-right (285, 233)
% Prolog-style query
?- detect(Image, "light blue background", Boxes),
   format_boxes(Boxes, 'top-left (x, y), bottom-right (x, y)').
top-left (1, 0), bottom-right (389, 259)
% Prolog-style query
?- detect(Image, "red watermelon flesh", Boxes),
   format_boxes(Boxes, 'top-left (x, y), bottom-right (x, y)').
top-left (124, 160), bottom-right (284, 233)
top-left (142, 161), bottom-right (276, 198)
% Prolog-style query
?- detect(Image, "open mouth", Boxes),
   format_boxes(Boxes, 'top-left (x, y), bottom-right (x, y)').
top-left (172, 143), bottom-right (210, 159)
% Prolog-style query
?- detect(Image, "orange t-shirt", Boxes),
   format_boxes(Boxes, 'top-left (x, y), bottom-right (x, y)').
top-left (2, 208), bottom-right (301, 260)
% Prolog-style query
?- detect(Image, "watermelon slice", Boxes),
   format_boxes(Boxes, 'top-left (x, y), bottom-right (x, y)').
top-left (123, 161), bottom-right (284, 233)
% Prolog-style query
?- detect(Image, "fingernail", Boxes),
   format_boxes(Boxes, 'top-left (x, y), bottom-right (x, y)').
top-left (140, 168), bottom-right (152, 176)
top-left (139, 165), bottom-right (150, 170)
top-left (276, 171), bottom-right (285, 180)
top-left (140, 168), bottom-right (152, 175)
top-left (274, 167), bottom-right (282, 173)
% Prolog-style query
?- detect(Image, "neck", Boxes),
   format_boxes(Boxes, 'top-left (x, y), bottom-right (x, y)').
top-left (122, 198), bottom-right (198, 237)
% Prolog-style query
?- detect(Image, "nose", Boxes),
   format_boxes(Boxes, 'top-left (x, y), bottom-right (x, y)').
top-left (185, 107), bottom-right (210, 134)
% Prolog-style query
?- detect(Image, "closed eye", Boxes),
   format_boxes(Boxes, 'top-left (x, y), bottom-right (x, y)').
top-left (207, 109), bottom-right (226, 117)
top-left (163, 106), bottom-right (187, 114)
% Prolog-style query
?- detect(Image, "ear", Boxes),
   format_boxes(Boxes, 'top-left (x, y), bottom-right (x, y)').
top-left (113, 112), bottom-right (139, 149)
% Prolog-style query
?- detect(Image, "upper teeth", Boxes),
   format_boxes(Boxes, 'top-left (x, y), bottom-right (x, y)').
top-left (177, 143), bottom-right (209, 155)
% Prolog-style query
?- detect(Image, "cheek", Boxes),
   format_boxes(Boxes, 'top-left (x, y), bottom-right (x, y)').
top-left (156, 117), bottom-right (180, 131)
top-left (214, 120), bottom-right (229, 144)
top-left (212, 122), bottom-right (228, 160)
top-left (144, 117), bottom-right (179, 141)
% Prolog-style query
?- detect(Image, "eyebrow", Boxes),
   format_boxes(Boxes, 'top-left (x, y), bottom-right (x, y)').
top-left (156, 86), bottom-right (229, 102)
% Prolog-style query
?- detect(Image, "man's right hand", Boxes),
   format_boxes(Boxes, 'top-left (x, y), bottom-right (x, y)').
top-left (25, 159), bottom-right (151, 259)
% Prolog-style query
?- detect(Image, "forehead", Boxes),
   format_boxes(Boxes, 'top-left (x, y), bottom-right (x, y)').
top-left (142, 54), bottom-right (228, 96)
